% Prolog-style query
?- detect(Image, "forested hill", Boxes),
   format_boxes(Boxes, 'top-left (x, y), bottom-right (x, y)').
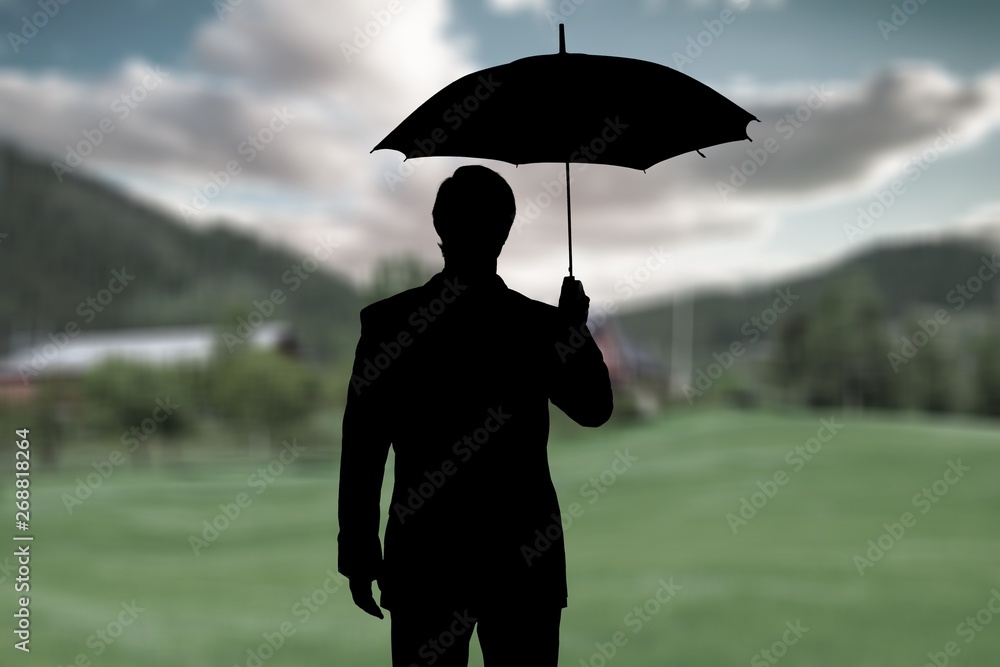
top-left (0, 143), bottom-right (361, 361)
top-left (3, 140), bottom-right (996, 367)
top-left (616, 235), bottom-right (1000, 359)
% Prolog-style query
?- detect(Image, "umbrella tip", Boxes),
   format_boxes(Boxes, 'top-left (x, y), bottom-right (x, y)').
top-left (559, 24), bottom-right (566, 54)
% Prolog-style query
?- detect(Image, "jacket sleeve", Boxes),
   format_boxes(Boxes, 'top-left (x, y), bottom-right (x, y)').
top-left (338, 307), bottom-right (392, 582)
top-left (549, 311), bottom-right (614, 427)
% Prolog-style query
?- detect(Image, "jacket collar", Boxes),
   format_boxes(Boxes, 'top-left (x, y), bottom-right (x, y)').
top-left (426, 268), bottom-right (507, 292)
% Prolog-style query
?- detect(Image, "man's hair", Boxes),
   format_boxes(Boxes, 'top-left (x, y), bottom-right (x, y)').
top-left (432, 165), bottom-right (516, 258)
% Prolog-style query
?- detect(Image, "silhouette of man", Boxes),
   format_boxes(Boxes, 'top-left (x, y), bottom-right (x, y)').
top-left (339, 165), bottom-right (613, 666)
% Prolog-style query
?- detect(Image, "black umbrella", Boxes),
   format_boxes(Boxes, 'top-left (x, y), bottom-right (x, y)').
top-left (373, 24), bottom-right (757, 276)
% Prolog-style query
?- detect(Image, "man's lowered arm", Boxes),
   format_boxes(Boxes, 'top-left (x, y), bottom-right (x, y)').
top-left (338, 307), bottom-right (391, 617)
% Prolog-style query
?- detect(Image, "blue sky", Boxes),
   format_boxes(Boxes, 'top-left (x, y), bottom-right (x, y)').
top-left (4, 0), bottom-right (997, 79)
top-left (1, 0), bottom-right (998, 306)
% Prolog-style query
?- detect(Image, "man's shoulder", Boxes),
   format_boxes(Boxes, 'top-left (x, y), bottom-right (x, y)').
top-left (359, 286), bottom-right (426, 326)
top-left (359, 281), bottom-right (557, 323)
top-left (506, 288), bottom-right (558, 316)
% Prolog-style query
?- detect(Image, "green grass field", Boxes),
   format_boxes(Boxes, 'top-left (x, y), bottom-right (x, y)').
top-left (6, 409), bottom-right (1000, 666)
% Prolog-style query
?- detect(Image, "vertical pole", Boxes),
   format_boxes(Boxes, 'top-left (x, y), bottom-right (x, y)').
top-left (671, 297), bottom-right (693, 396)
top-left (559, 24), bottom-right (566, 54)
top-left (566, 161), bottom-right (573, 277)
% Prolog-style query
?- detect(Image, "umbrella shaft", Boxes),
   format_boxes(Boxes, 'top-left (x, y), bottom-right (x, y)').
top-left (566, 161), bottom-right (573, 278)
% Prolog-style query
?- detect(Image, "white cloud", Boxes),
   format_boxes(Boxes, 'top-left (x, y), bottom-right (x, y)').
top-left (0, 1), bottom-right (999, 306)
top-left (951, 202), bottom-right (1000, 243)
top-left (488, 62), bottom-right (1000, 298)
top-left (642, 0), bottom-right (787, 14)
top-left (486, 0), bottom-right (552, 15)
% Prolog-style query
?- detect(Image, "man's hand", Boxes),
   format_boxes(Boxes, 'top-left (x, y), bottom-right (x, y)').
top-left (558, 276), bottom-right (590, 326)
top-left (349, 578), bottom-right (384, 619)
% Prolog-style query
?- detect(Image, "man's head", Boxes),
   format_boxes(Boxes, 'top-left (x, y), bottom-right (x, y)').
top-left (432, 165), bottom-right (515, 262)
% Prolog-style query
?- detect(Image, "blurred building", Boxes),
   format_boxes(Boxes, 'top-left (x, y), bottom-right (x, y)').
top-left (0, 321), bottom-right (297, 404)
top-left (589, 315), bottom-right (668, 414)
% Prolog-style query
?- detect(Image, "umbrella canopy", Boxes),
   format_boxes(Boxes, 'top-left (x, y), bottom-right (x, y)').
top-left (373, 25), bottom-right (757, 273)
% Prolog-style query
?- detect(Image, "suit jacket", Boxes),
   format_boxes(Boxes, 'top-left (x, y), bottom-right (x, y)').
top-left (338, 269), bottom-right (613, 612)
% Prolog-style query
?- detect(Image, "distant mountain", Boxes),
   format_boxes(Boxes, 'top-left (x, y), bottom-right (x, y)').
top-left (3, 140), bottom-right (995, 370)
top-left (0, 144), bottom-right (361, 361)
top-left (616, 236), bottom-right (1000, 365)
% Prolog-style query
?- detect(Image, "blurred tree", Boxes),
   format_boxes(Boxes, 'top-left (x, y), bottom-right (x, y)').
top-left (973, 320), bottom-right (1000, 417)
top-left (713, 369), bottom-right (760, 410)
top-left (155, 364), bottom-right (198, 465)
top-left (210, 349), bottom-right (319, 454)
top-left (324, 358), bottom-right (355, 411)
top-left (772, 310), bottom-right (809, 403)
top-left (911, 337), bottom-right (954, 413)
top-left (84, 360), bottom-right (160, 436)
top-left (362, 254), bottom-right (437, 306)
top-left (793, 269), bottom-right (898, 409)
top-left (26, 380), bottom-right (72, 469)
top-left (894, 310), bottom-right (956, 414)
top-left (83, 359), bottom-right (192, 464)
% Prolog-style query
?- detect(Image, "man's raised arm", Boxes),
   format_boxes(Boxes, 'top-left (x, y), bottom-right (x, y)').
top-left (550, 277), bottom-right (614, 427)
